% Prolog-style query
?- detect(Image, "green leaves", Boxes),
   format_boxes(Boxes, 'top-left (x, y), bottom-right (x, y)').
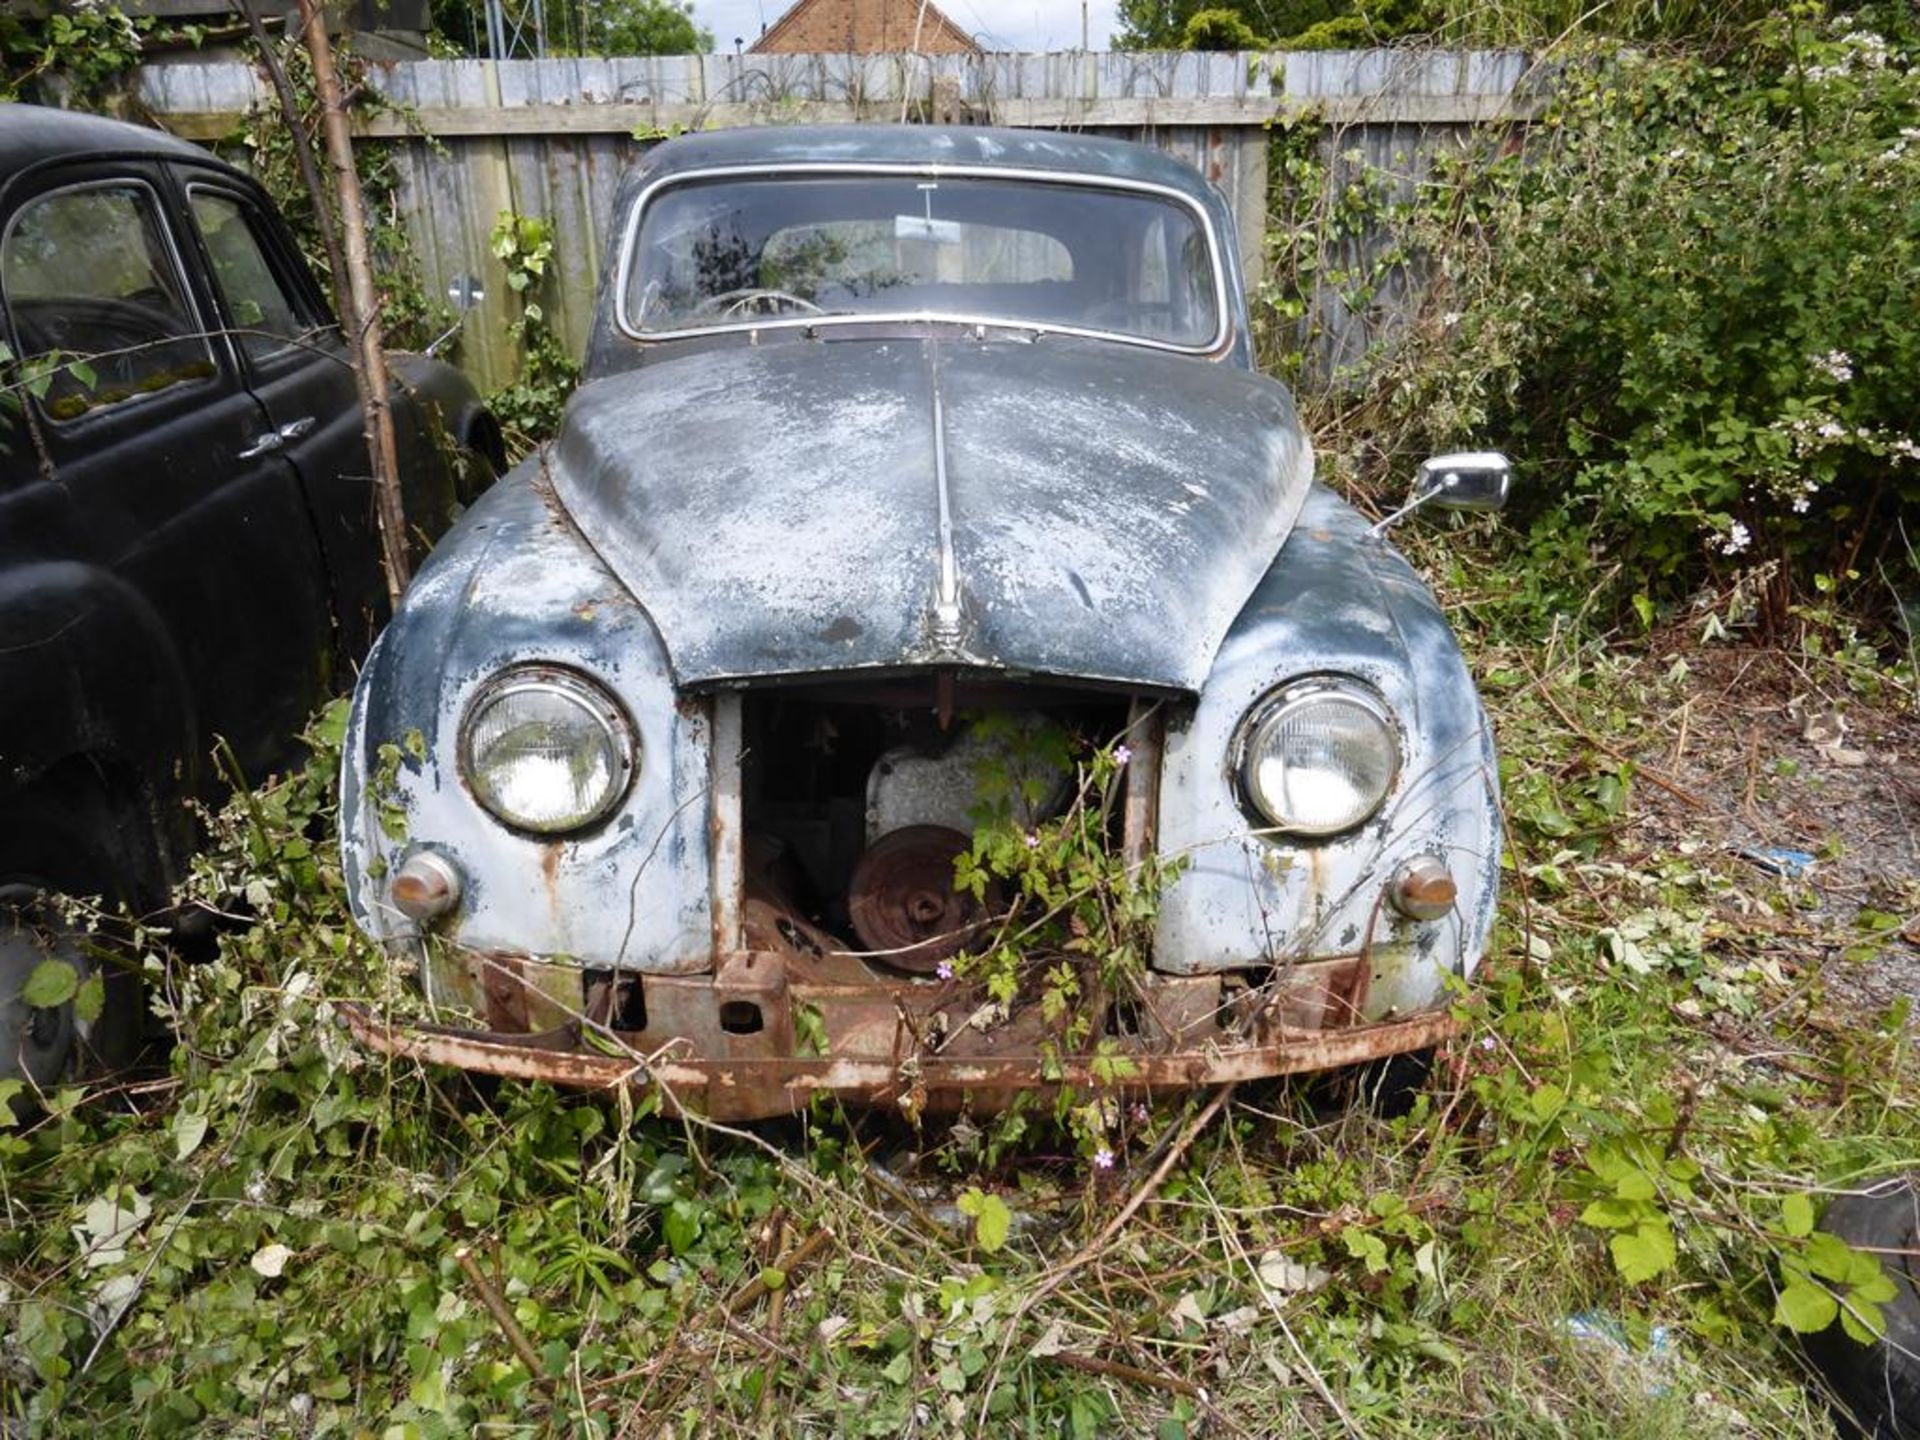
top-left (1776, 1230), bottom-right (1900, 1342)
top-left (1608, 1220), bottom-right (1678, 1285)
top-left (1577, 1140), bottom-right (1700, 1285)
top-left (957, 1187), bottom-right (1012, 1254)
top-left (1774, 1277), bottom-right (1839, 1333)
top-left (1779, 1192), bottom-right (1815, 1239)
top-left (172, 1108), bottom-right (209, 1162)
top-left (22, 958), bottom-right (79, 1009)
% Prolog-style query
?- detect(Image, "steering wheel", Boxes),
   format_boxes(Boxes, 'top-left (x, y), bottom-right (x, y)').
top-left (694, 286), bottom-right (825, 319)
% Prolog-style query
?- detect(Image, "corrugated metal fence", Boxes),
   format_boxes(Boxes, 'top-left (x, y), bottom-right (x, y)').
top-left (137, 49), bottom-right (1538, 391)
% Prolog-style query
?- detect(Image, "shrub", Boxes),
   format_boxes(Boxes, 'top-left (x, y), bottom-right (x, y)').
top-left (1299, 9), bottom-right (1920, 632)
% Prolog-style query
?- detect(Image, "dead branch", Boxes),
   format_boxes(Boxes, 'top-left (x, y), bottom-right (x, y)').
top-left (454, 1244), bottom-right (554, 1397)
top-left (295, 0), bottom-right (411, 605)
top-left (723, 1224), bottom-right (836, 1316)
top-left (1043, 1349), bottom-right (1202, 1398)
top-left (231, 2), bottom-right (346, 299)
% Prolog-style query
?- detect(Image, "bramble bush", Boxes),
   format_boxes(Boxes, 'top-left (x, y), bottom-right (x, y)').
top-left (1273, 6), bottom-right (1920, 636)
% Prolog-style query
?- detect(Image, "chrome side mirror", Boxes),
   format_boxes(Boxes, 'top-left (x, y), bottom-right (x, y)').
top-left (424, 274), bottom-right (486, 358)
top-left (1417, 451), bottom-right (1511, 512)
top-left (1369, 451), bottom-right (1512, 536)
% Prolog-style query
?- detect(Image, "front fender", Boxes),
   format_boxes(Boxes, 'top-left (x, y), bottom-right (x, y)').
top-left (341, 461), bottom-right (714, 972)
top-left (1153, 485), bottom-right (1500, 1018)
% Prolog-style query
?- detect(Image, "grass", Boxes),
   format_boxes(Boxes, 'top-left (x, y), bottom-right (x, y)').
top-left (3, 584), bottom-right (1918, 1438)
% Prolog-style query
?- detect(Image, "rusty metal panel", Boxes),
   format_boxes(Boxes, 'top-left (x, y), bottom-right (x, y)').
top-left (709, 693), bottom-right (744, 958)
top-left (343, 995), bottom-right (1456, 1122)
top-left (1121, 697), bottom-right (1164, 872)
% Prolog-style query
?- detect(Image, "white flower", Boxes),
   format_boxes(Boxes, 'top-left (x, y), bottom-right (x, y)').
top-left (1717, 521), bottom-right (1752, 556)
top-left (1792, 496), bottom-right (1811, 514)
top-left (1812, 350), bottom-right (1854, 383)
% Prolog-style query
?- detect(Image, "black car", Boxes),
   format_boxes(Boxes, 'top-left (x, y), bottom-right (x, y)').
top-left (0, 104), bottom-right (501, 1091)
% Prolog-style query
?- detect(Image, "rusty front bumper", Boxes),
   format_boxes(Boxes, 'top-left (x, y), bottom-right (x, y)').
top-left (343, 932), bottom-right (1458, 1121)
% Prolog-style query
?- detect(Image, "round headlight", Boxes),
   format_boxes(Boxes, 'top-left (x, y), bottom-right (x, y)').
top-left (1235, 679), bottom-right (1400, 838)
top-left (460, 667), bottom-right (637, 834)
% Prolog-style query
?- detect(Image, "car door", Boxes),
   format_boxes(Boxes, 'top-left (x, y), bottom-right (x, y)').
top-left (174, 172), bottom-right (389, 667)
top-left (0, 162), bottom-right (336, 787)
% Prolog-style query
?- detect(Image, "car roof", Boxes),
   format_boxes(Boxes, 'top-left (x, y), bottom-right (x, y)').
top-left (0, 103), bottom-right (224, 193)
top-left (636, 124), bottom-right (1218, 200)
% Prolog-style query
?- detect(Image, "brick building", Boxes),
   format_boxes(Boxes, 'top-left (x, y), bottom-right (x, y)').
top-left (749, 0), bottom-right (980, 54)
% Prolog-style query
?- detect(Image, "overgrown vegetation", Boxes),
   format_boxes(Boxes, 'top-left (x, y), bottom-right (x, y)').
top-left (1259, 4), bottom-right (1920, 641)
top-left (5, 631), bottom-right (1919, 1434)
top-left (1119, 0), bottom-right (1825, 52)
top-left (5, 5), bottom-right (1920, 1436)
top-left (0, 3), bottom-right (156, 107)
top-left (485, 209), bottom-right (582, 458)
top-left (429, 0), bottom-right (715, 57)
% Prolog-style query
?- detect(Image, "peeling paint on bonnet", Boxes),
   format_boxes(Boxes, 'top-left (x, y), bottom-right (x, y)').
top-left (551, 337), bottom-right (1311, 690)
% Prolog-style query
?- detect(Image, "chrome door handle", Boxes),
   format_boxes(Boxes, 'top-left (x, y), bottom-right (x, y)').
top-left (238, 416), bottom-right (316, 460)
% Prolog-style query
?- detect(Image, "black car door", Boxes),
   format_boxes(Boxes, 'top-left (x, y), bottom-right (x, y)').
top-left (0, 162), bottom-right (336, 787)
top-left (172, 170), bottom-right (389, 666)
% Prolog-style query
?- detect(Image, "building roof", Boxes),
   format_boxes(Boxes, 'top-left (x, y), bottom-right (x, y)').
top-left (749, 0), bottom-right (979, 54)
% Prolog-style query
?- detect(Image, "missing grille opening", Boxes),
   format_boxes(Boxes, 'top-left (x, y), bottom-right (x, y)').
top-left (584, 968), bottom-right (649, 1031)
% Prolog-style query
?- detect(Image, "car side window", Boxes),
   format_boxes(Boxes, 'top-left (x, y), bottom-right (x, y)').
top-left (1, 182), bottom-right (214, 422)
top-left (188, 189), bottom-right (310, 363)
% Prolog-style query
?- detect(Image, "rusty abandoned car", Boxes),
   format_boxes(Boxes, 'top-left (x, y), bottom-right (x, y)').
top-left (341, 125), bottom-right (1512, 1121)
top-left (0, 105), bottom-right (500, 1090)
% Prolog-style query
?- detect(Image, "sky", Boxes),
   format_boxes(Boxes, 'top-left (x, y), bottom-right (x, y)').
top-left (695, 0), bottom-right (1124, 53)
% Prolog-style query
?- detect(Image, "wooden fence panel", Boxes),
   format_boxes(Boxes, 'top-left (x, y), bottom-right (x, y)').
top-left (135, 48), bottom-right (1536, 392)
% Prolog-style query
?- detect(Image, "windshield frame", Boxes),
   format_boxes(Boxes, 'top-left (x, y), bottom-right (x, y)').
top-left (612, 162), bottom-right (1235, 357)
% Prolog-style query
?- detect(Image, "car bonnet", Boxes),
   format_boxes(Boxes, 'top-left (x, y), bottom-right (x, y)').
top-left (547, 336), bottom-right (1312, 693)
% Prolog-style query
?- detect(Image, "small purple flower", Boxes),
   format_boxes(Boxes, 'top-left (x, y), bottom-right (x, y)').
top-left (1112, 744), bottom-right (1132, 768)
top-left (1024, 831), bottom-right (1041, 850)
top-left (1130, 1102), bottom-right (1150, 1124)
top-left (1480, 1036), bottom-right (1497, 1052)
top-left (936, 960), bottom-right (955, 981)
top-left (1092, 1147), bottom-right (1115, 1170)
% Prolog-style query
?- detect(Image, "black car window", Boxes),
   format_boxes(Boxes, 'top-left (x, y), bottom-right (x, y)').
top-left (188, 189), bottom-right (310, 362)
top-left (1, 181), bottom-right (215, 422)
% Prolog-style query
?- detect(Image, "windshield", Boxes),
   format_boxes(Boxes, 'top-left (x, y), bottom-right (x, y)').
top-left (623, 173), bottom-right (1223, 349)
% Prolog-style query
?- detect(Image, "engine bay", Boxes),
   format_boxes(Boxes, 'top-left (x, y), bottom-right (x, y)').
top-left (738, 681), bottom-right (1135, 972)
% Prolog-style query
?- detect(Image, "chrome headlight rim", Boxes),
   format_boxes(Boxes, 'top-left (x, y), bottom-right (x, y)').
top-left (458, 663), bottom-right (638, 836)
top-left (1232, 675), bottom-right (1403, 841)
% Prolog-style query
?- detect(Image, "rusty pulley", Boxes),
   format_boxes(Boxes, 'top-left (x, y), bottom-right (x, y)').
top-left (847, 824), bottom-right (994, 973)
